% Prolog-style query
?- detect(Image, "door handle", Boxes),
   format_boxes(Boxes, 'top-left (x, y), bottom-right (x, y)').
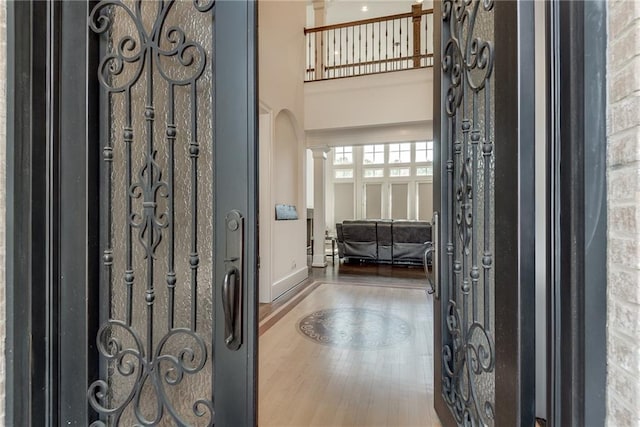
top-left (424, 243), bottom-right (436, 295)
top-left (222, 210), bottom-right (243, 351)
top-left (432, 211), bottom-right (439, 299)
top-left (222, 267), bottom-right (240, 348)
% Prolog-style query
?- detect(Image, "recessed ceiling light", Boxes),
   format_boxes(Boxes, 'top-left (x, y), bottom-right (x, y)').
top-left (361, 5), bottom-right (368, 12)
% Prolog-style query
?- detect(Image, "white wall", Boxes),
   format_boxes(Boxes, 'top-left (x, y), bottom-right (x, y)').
top-left (306, 149), bottom-right (314, 209)
top-left (258, 109), bottom-right (273, 304)
top-left (259, 0), bottom-right (308, 302)
top-left (304, 61), bottom-right (433, 236)
top-left (272, 110), bottom-right (307, 295)
top-left (306, 0), bottom-right (434, 27)
top-left (305, 67), bottom-right (432, 131)
top-left (306, 121), bottom-right (432, 148)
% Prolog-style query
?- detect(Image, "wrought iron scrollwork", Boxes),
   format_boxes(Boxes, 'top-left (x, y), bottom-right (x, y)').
top-left (441, 0), bottom-right (495, 425)
top-left (87, 322), bottom-right (213, 426)
top-left (87, 1), bottom-right (215, 425)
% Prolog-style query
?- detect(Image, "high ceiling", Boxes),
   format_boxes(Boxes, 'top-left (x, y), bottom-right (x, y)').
top-left (306, 0), bottom-right (434, 27)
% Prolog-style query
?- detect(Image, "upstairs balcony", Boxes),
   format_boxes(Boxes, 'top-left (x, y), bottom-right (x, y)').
top-left (304, 4), bottom-right (434, 82)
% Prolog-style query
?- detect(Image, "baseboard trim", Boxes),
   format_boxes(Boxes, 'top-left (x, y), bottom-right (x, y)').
top-left (311, 254), bottom-right (327, 267)
top-left (272, 267), bottom-right (309, 301)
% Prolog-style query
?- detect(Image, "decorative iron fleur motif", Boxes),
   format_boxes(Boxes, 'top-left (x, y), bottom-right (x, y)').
top-left (129, 147), bottom-right (169, 260)
top-left (87, 1), bottom-right (215, 425)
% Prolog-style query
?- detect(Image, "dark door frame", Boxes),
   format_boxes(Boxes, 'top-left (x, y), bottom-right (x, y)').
top-left (6, 1), bottom-right (53, 424)
top-left (546, 0), bottom-right (607, 426)
top-left (7, 1), bottom-right (102, 424)
top-left (5, 1), bottom-right (258, 425)
top-left (432, 1), bottom-right (536, 425)
top-left (432, 0), bottom-right (608, 426)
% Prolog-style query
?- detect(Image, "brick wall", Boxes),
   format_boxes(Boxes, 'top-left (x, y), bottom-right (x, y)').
top-left (0, 0), bottom-right (6, 424)
top-left (607, 1), bottom-right (640, 426)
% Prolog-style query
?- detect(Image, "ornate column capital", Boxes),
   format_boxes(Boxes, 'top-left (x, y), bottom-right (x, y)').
top-left (310, 146), bottom-right (331, 160)
top-left (312, 0), bottom-right (326, 12)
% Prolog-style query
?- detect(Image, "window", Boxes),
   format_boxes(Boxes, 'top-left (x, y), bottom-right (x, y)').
top-left (415, 141), bottom-right (434, 163)
top-left (363, 144), bottom-right (385, 164)
top-left (333, 146), bottom-right (353, 165)
top-left (363, 168), bottom-right (384, 178)
top-left (389, 167), bottom-right (410, 177)
top-left (416, 166), bottom-right (433, 176)
top-left (328, 142), bottom-right (436, 225)
top-left (335, 169), bottom-right (353, 179)
top-left (389, 143), bottom-right (411, 163)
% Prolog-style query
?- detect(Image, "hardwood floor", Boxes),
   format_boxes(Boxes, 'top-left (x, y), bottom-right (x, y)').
top-left (258, 262), bottom-right (440, 427)
top-left (259, 260), bottom-right (428, 322)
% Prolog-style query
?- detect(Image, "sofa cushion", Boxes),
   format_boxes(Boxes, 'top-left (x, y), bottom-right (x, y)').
top-left (336, 219), bottom-right (432, 264)
top-left (341, 222), bottom-right (377, 260)
top-left (376, 220), bottom-right (393, 262)
top-left (392, 221), bottom-right (432, 263)
top-left (392, 221), bottom-right (431, 243)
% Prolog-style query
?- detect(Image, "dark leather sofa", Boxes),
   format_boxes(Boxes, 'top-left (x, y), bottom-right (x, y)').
top-left (335, 220), bottom-right (432, 265)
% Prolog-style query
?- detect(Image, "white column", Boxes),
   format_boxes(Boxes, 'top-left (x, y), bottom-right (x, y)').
top-left (311, 146), bottom-right (331, 268)
top-left (312, 0), bottom-right (326, 26)
top-left (312, 0), bottom-right (326, 80)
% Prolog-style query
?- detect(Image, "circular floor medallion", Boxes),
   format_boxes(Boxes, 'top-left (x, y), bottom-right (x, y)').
top-left (298, 308), bottom-right (412, 349)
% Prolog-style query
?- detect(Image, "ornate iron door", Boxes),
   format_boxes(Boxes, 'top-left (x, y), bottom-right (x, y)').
top-left (432, 1), bottom-right (536, 426)
top-left (55, 1), bottom-right (257, 425)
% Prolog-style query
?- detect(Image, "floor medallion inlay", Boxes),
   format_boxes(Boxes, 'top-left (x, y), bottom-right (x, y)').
top-left (297, 307), bottom-right (412, 349)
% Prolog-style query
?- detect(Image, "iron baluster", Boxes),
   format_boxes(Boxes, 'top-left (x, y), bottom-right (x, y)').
top-left (378, 21), bottom-right (381, 73)
top-left (326, 29), bottom-right (329, 79)
top-left (358, 25), bottom-right (361, 75)
top-left (307, 32), bottom-right (311, 80)
top-left (425, 11), bottom-right (428, 66)
top-left (350, 26), bottom-right (354, 76)
top-left (385, 21), bottom-right (388, 72)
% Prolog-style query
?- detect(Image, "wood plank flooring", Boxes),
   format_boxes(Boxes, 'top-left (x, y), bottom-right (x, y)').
top-left (259, 265), bottom-right (441, 427)
top-left (259, 261), bottom-right (428, 322)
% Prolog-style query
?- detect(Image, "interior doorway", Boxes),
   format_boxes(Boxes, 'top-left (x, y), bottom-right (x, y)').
top-left (256, 1), bottom-right (439, 426)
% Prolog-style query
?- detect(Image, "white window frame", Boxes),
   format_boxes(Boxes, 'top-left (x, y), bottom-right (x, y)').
top-left (388, 142), bottom-right (412, 164)
top-left (363, 144), bottom-right (385, 165)
top-left (333, 145), bottom-right (353, 165)
top-left (325, 142), bottom-right (435, 227)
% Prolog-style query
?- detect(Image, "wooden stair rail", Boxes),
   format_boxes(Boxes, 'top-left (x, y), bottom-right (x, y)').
top-left (304, 7), bottom-right (434, 81)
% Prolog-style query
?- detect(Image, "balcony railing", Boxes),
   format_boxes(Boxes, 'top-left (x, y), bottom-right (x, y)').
top-left (304, 5), bottom-right (434, 82)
